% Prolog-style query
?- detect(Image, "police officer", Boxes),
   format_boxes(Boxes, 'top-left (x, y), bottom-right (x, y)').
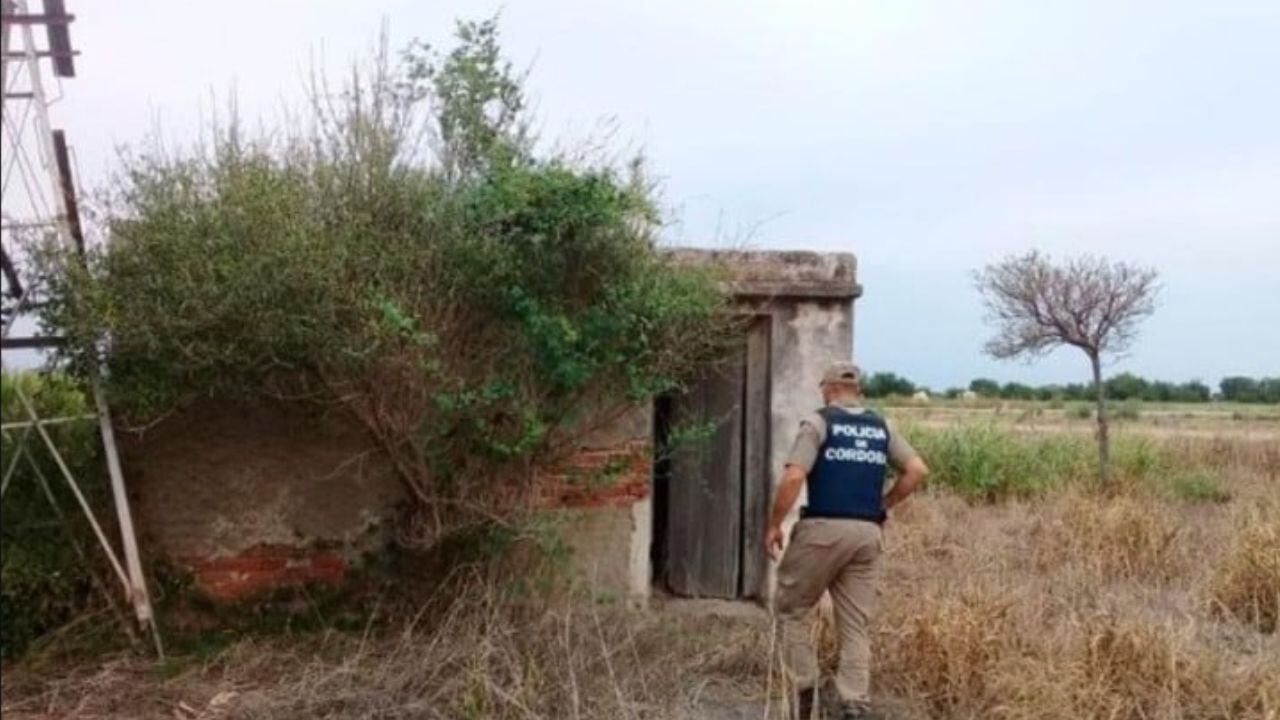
top-left (766, 361), bottom-right (930, 720)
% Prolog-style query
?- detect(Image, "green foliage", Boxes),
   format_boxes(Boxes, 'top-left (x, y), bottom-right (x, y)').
top-left (1114, 399), bottom-right (1143, 421)
top-left (861, 372), bottom-right (916, 398)
top-left (884, 373), bottom-right (1230, 404)
top-left (407, 17), bottom-right (531, 178)
top-left (1161, 471), bottom-right (1231, 504)
top-left (0, 372), bottom-right (105, 660)
top-left (904, 423), bottom-right (1209, 503)
top-left (904, 423), bottom-right (1089, 502)
top-left (968, 378), bottom-right (1001, 397)
top-left (1000, 381), bottom-right (1036, 400)
top-left (1110, 437), bottom-right (1165, 478)
top-left (1105, 372), bottom-right (1149, 400)
top-left (1109, 440), bottom-right (1230, 503)
top-left (36, 18), bottom-right (731, 528)
top-left (656, 419), bottom-right (719, 463)
top-left (1105, 372), bottom-right (1213, 403)
top-left (1220, 376), bottom-right (1280, 404)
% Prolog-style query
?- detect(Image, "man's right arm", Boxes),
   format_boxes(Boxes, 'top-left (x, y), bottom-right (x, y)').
top-left (883, 420), bottom-right (928, 509)
top-left (766, 415), bottom-right (823, 559)
top-left (883, 455), bottom-right (928, 509)
top-left (766, 464), bottom-right (806, 559)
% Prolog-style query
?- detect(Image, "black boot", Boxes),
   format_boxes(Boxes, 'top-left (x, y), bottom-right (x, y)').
top-left (840, 703), bottom-right (885, 720)
top-left (793, 686), bottom-right (818, 719)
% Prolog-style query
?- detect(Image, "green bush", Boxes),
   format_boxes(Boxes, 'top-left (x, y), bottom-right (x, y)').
top-left (1161, 472), bottom-right (1231, 504)
top-left (1114, 399), bottom-right (1143, 421)
top-left (1110, 437), bottom-right (1166, 479)
top-left (0, 372), bottom-right (106, 659)
top-left (36, 19), bottom-right (732, 536)
top-left (904, 423), bottom-right (1091, 502)
top-left (904, 423), bottom-right (1203, 503)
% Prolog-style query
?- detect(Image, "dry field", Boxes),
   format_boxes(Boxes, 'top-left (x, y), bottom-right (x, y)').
top-left (3, 407), bottom-right (1277, 719)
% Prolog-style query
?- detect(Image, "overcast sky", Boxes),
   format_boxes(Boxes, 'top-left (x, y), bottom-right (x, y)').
top-left (48, 0), bottom-right (1280, 389)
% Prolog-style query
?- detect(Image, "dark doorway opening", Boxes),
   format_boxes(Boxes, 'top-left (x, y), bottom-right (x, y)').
top-left (652, 317), bottom-right (770, 599)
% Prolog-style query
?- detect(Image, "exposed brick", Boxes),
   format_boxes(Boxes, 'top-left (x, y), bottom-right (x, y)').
top-left (536, 441), bottom-right (652, 509)
top-left (186, 545), bottom-right (347, 601)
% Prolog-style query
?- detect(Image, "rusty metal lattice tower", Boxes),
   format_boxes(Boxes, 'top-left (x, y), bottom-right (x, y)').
top-left (1, 0), bottom-right (162, 656)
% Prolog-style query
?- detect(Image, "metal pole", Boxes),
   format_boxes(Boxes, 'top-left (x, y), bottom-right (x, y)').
top-left (1, 424), bottom-right (33, 496)
top-left (91, 379), bottom-right (164, 659)
top-left (1, 413), bottom-right (97, 430)
top-left (17, 0), bottom-right (69, 227)
top-left (1, 2), bottom-right (14, 110)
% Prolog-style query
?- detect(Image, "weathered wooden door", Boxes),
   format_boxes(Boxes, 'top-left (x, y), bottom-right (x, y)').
top-left (660, 319), bottom-right (770, 599)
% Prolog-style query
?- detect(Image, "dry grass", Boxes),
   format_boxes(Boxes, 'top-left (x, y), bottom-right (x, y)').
top-left (877, 587), bottom-right (1014, 715)
top-left (1, 572), bottom-right (775, 720)
top-left (872, 501), bottom-right (1280, 719)
top-left (1206, 508), bottom-right (1280, 634)
top-left (1032, 492), bottom-right (1184, 581)
top-left (865, 428), bottom-right (1280, 720)
top-left (874, 587), bottom-right (1279, 720)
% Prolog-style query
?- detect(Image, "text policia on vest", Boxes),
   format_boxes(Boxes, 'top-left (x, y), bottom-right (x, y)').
top-left (822, 423), bottom-right (889, 466)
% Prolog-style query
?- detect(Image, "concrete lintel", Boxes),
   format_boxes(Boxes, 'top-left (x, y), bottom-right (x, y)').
top-left (666, 248), bottom-right (860, 300)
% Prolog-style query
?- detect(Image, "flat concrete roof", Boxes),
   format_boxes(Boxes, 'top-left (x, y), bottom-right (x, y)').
top-left (667, 248), bottom-right (861, 300)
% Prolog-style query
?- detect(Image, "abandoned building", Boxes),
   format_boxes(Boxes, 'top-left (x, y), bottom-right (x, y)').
top-left (126, 249), bottom-right (860, 602)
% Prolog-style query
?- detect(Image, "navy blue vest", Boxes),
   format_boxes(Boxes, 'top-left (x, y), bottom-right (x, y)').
top-left (802, 407), bottom-right (890, 523)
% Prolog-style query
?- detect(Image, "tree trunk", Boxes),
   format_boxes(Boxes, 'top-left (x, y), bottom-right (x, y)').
top-left (1090, 351), bottom-right (1111, 488)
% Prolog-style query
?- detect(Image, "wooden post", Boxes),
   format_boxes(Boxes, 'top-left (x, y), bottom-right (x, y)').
top-left (739, 317), bottom-right (771, 598)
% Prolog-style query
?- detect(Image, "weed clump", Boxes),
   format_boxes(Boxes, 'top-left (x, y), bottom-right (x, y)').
top-left (878, 588), bottom-right (1014, 715)
top-left (1207, 510), bottom-right (1280, 633)
top-left (1162, 471), bottom-right (1232, 504)
top-left (1072, 613), bottom-right (1275, 719)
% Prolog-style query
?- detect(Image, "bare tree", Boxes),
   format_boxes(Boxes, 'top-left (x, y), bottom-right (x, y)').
top-left (974, 251), bottom-right (1159, 486)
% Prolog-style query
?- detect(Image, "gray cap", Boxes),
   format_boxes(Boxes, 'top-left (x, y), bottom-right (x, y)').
top-left (820, 361), bottom-right (862, 387)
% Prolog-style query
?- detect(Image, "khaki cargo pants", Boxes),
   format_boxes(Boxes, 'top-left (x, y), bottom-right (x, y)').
top-left (774, 518), bottom-right (883, 708)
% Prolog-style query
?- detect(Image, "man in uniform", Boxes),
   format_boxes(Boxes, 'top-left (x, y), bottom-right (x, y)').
top-left (766, 361), bottom-right (929, 719)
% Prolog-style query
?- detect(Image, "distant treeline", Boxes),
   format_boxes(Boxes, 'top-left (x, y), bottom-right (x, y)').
top-left (861, 372), bottom-right (1280, 404)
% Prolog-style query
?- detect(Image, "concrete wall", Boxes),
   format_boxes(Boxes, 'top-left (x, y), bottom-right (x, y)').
top-left (554, 499), bottom-right (652, 607)
top-left (537, 403), bottom-right (654, 605)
